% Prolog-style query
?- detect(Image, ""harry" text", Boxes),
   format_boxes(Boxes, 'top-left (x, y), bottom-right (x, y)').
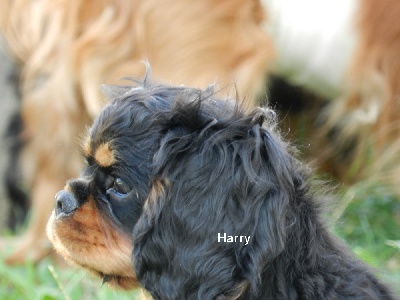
top-left (218, 233), bottom-right (250, 245)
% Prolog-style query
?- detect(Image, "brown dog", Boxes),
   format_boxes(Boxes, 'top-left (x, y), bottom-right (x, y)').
top-left (317, 0), bottom-right (400, 188)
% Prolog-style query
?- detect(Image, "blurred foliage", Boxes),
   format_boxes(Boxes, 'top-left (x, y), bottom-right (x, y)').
top-left (333, 184), bottom-right (400, 295)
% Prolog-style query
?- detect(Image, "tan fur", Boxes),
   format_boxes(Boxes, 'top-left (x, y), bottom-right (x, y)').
top-left (82, 136), bottom-right (92, 158)
top-left (47, 196), bottom-right (138, 290)
top-left (94, 143), bottom-right (115, 168)
top-left (147, 179), bottom-right (170, 204)
top-left (322, 0), bottom-right (400, 191)
top-left (0, 0), bottom-right (274, 263)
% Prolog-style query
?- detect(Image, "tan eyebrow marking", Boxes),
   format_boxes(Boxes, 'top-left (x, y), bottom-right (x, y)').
top-left (94, 142), bottom-right (115, 167)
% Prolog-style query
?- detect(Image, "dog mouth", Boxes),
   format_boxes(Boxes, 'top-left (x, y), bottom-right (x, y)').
top-left (47, 197), bottom-right (139, 290)
top-left (60, 254), bottom-right (139, 290)
top-left (53, 245), bottom-right (139, 290)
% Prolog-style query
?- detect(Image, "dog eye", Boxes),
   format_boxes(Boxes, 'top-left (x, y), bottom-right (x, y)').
top-left (113, 177), bottom-right (130, 195)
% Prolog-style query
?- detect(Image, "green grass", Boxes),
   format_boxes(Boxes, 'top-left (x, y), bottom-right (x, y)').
top-left (0, 255), bottom-right (141, 300)
top-left (333, 184), bottom-right (400, 295)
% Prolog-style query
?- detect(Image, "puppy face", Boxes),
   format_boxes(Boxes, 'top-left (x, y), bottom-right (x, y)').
top-left (47, 82), bottom-right (222, 289)
top-left (46, 85), bottom-right (163, 289)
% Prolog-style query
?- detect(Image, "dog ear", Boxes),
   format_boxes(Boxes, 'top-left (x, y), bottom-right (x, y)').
top-left (133, 107), bottom-right (301, 298)
top-left (238, 107), bottom-right (301, 294)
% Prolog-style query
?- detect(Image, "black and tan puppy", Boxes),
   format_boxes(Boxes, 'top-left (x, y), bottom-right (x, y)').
top-left (47, 78), bottom-right (394, 299)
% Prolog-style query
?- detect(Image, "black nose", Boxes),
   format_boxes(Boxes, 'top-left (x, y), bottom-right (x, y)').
top-left (55, 190), bottom-right (78, 218)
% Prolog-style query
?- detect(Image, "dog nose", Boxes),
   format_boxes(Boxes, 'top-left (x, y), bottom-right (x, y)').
top-left (55, 190), bottom-right (78, 218)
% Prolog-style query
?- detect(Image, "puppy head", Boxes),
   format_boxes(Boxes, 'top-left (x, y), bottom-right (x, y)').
top-left (47, 79), bottom-right (304, 297)
top-left (46, 81), bottom-right (167, 289)
top-left (46, 79), bottom-right (230, 289)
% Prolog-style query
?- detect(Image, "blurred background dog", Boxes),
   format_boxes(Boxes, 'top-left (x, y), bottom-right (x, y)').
top-left (265, 0), bottom-right (400, 191)
top-left (0, 0), bottom-right (399, 290)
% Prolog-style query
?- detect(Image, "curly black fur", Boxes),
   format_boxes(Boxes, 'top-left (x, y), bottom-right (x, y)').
top-left (89, 79), bottom-right (395, 299)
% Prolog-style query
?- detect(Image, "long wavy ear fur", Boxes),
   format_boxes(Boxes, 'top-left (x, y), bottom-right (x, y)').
top-left (133, 102), bottom-right (303, 299)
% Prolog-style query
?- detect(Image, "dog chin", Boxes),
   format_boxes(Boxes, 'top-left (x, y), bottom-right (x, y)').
top-left (46, 210), bottom-right (138, 290)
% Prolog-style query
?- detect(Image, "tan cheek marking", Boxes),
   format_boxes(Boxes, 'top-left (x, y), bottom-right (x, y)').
top-left (94, 142), bottom-right (115, 167)
top-left (48, 196), bottom-right (136, 284)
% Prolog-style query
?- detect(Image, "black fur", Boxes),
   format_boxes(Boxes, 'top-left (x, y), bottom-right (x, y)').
top-left (90, 80), bottom-right (394, 299)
